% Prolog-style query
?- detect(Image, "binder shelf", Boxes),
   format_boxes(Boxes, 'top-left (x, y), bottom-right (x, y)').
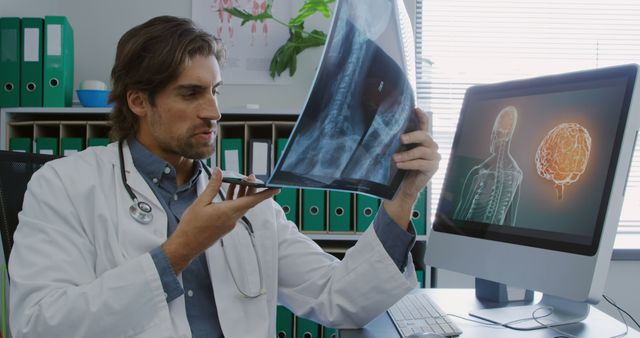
top-left (1, 107), bottom-right (431, 243)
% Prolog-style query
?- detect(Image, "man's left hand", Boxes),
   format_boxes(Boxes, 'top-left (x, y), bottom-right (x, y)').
top-left (383, 107), bottom-right (441, 229)
top-left (394, 107), bottom-right (441, 201)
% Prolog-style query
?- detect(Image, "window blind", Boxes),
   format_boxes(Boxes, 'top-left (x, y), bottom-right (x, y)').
top-left (416, 0), bottom-right (640, 232)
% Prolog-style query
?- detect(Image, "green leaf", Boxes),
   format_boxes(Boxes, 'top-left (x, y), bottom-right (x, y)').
top-left (289, 51), bottom-right (297, 76)
top-left (290, 0), bottom-right (335, 26)
top-left (227, 0), bottom-right (332, 78)
top-left (224, 4), bottom-right (273, 26)
top-left (269, 43), bottom-right (294, 78)
top-left (267, 27), bottom-right (328, 79)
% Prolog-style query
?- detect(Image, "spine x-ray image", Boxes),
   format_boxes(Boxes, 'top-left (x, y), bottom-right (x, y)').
top-left (268, 0), bottom-right (418, 199)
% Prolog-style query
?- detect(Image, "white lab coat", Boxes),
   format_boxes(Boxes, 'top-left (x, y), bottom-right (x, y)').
top-left (8, 142), bottom-right (417, 338)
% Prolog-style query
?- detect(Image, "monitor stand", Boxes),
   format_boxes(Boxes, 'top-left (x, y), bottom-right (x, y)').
top-left (470, 279), bottom-right (590, 330)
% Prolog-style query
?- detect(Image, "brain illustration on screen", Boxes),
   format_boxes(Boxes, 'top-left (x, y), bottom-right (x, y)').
top-left (535, 123), bottom-right (592, 200)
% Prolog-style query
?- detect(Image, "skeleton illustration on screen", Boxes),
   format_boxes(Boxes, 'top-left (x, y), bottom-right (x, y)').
top-left (453, 106), bottom-right (523, 226)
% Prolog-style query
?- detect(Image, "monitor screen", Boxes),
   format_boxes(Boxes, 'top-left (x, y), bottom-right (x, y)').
top-left (433, 65), bottom-right (637, 256)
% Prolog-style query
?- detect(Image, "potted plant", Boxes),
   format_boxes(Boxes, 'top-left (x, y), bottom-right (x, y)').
top-left (226, 0), bottom-right (335, 78)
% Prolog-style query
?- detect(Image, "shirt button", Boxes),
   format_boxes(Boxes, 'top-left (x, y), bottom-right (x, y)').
top-left (187, 290), bottom-right (194, 297)
top-left (164, 167), bottom-right (171, 174)
top-left (164, 292), bottom-right (168, 299)
top-left (152, 178), bottom-right (159, 184)
top-left (173, 194), bottom-right (178, 201)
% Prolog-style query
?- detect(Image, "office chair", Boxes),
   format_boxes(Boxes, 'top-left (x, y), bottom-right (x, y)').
top-left (0, 150), bottom-right (58, 264)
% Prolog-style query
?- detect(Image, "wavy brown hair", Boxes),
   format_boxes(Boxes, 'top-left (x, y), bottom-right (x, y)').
top-left (108, 16), bottom-right (225, 141)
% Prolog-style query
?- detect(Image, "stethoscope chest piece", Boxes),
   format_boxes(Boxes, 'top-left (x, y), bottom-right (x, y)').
top-left (130, 200), bottom-right (153, 224)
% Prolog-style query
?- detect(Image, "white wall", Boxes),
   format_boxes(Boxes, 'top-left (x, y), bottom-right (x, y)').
top-left (0, 0), bottom-right (327, 114)
top-left (0, 0), bottom-right (415, 114)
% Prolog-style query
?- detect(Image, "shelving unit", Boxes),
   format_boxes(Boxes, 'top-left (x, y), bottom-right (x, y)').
top-left (2, 106), bottom-right (430, 270)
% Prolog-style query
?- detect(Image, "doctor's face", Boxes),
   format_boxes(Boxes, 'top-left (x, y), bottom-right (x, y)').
top-left (136, 54), bottom-right (222, 163)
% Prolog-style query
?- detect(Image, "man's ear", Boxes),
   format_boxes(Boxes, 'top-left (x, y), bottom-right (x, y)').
top-left (127, 90), bottom-right (149, 117)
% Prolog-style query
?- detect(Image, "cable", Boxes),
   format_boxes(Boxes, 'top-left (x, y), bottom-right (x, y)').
top-left (603, 294), bottom-right (640, 330)
top-left (446, 310), bottom-right (556, 330)
top-left (447, 309), bottom-right (556, 330)
top-left (448, 297), bottom-right (636, 338)
top-left (445, 314), bottom-right (506, 328)
top-left (530, 306), bottom-right (578, 338)
top-left (602, 294), bottom-right (631, 338)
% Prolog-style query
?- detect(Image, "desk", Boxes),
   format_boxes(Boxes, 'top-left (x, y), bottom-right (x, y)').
top-left (339, 288), bottom-right (640, 338)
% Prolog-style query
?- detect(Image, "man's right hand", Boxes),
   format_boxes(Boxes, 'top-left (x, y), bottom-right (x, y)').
top-left (161, 167), bottom-right (279, 274)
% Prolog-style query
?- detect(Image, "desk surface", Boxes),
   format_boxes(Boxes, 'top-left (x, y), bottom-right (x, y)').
top-left (339, 288), bottom-right (640, 338)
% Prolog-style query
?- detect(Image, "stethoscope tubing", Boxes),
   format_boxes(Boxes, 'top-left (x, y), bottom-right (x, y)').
top-left (118, 140), bottom-right (265, 298)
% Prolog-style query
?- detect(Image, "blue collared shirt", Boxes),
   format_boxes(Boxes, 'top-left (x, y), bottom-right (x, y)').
top-left (129, 138), bottom-right (223, 337)
top-left (129, 138), bottom-right (416, 338)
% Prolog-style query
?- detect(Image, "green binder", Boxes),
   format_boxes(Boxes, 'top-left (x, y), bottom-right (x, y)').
top-left (274, 138), bottom-right (297, 222)
top-left (416, 269), bottom-right (425, 288)
top-left (276, 306), bottom-right (293, 338)
top-left (87, 137), bottom-right (109, 147)
top-left (35, 137), bottom-right (57, 155)
top-left (220, 138), bottom-right (243, 174)
top-left (0, 17), bottom-right (21, 108)
top-left (356, 194), bottom-right (379, 232)
top-left (328, 191), bottom-right (351, 232)
top-left (60, 137), bottom-right (83, 156)
top-left (20, 18), bottom-right (44, 107)
top-left (413, 189), bottom-right (427, 235)
top-left (302, 190), bottom-right (325, 231)
top-left (276, 185), bottom-right (298, 222)
top-left (43, 16), bottom-right (74, 107)
top-left (323, 327), bottom-right (337, 338)
top-left (9, 137), bottom-right (31, 153)
top-left (296, 317), bottom-right (320, 338)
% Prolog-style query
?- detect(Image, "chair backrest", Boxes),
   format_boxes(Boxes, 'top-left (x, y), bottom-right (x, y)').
top-left (0, 150), bottom-right (58, 264)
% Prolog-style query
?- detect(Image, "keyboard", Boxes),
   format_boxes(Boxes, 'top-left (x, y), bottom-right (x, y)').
top-left (388, 292), bottom-right (463, 337)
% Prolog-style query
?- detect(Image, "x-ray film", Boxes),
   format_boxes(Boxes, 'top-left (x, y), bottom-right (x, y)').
top-left (267, 0), bottom-right (418, 199)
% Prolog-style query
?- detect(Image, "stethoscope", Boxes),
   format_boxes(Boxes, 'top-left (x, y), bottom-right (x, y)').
top-left (118, 140), bottom-right (265, 298)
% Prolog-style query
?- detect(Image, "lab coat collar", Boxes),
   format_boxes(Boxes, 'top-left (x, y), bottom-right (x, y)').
top-left (109, 140), bottom-right (165, 218)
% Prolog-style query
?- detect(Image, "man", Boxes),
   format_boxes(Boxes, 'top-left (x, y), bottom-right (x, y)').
top-left (9, 16), bottom-right (440, 338)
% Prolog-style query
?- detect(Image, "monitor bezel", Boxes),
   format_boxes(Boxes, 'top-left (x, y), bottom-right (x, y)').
top-left (432, 64), bottom-right (638, 256)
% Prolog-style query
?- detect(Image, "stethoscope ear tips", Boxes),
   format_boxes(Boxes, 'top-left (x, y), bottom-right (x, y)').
top-left (130, 201), bottom-right (153, 224)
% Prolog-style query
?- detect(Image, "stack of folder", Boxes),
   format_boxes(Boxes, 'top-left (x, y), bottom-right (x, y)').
top-left (412, 189), bottom-right (427, 235)
top-left (8, 131), bottom-right (109, 154)
top-left (8, 137), bottom-right (31, 153)
top-left (214, 124), bottom-right (429, 236)
top-left (276, 306), bottom-right (338, 338)
top-left (0, 17), bottom-right (21, 108)
top-left (328, 191), bottom-right (351, 232)
top-left (356, 194), bottom-right (380, 233)
top-left (275, 138), bottom-right (298, 223)
top-left (276, 306), bottom-right (293, 338)
top-left (0, 16), bottom-right (74, 108)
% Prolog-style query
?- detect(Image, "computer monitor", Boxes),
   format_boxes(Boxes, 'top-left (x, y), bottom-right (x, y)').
top-left (425, 64), bottom-right (640, 329)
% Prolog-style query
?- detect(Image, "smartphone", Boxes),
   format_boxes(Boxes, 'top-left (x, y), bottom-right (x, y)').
top-left (222, 171), bottom-right (268, 188)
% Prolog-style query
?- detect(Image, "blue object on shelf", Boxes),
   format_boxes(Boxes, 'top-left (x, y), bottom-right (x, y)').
top-left (76, 89), bottom-right (113, 107)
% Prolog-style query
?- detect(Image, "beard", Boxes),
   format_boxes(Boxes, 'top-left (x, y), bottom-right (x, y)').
top-left (173, 130), bottom-right (215, 160)
top-left (148, 109), bottom-right (216, 160)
